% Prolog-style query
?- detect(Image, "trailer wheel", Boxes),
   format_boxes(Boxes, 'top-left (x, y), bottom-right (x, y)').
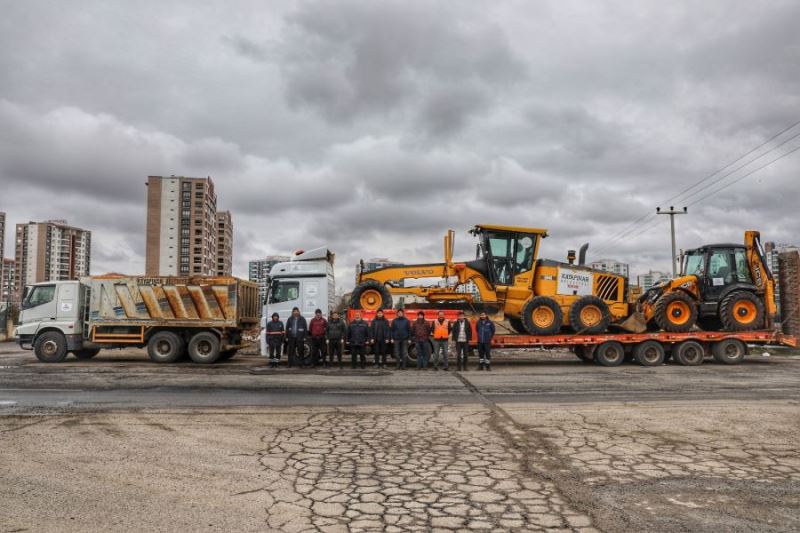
top-left (711, 339), bottom-right (746, 365)
top-left (653, 291), bottom-right (697, 332)
top-left (573, 345), bottom-right (593, 363)
top-left (34, 331), bottom-right (68, 363)
top-left (351, 280), bottom-right (393, 311)
top-left (594, 341), bottom-right (625, 367)
top-left (522, 296), bottom-right (563, 336)
top-left (634, 341), bottom-right (665, 366)
top-left (719, 291), bottom-right (764, 331)
top-left (148, 331), bottom-right (185, 364)
top-left (569, 296), bottom-right (611, 334)
top-left (673, 340), bottom-right (705, 366)
top-left (188, 332), bottom-right (221, 364)
top-left (73, 348), bottom-right (101, 360)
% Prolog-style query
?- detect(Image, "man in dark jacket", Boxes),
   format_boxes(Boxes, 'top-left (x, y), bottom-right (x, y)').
top-left (347, 311), bottom-right (369, 369)
top-left (326, 311), bottom-right (347, 369)
top-left (451, 311), bottom-right (473, 371)
top-left (410, 311), bottom-right (432, 370)
top-left (309, 309), bottom-right (328, 367)
top-left (285, 307), bottom-right (308, 368)
top-left (475, 312), bottom-right (496, 371)
top-left (265, 312), bottom-right (285, 368)
top-left (369, 309), bottom-right (391, 368)
top-left (390, 309), bottom-right (411, 370)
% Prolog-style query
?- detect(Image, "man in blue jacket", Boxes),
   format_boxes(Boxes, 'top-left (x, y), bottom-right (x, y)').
top-left (285, 307), bottom-right (308, 368)
top-left (390, 309), bottom-right (411, 370)
top-left (347, 311), bottom-right (370, 369)
top-left (475, 312), bottom-right (496, 371)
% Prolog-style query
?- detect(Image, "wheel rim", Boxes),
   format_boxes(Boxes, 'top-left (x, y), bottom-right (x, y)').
top-left (643, 345), bottom-right (660, 363)
top-left (683, 345), bottom-right (702, 362)
top-left (725, 342), bottom-right (742, 358)
top-left (579, 305), bottom-right (602, 327)
top-left (156, 340), bottom-right (172, 356)
top-left (532, 306), bottom-right (555, 328)
top-left (197, 340), bottom-right (213, 356)
top-left (601, 346), bottom-right (622, 363)
top-left (360, 289), bottom-right (383, 311)
top-left (733, 300), bottom-right (757, 324)
top-left (667, 300), bottom-right (691, 325)
top-left (42, 340), bottom-right (58, 357)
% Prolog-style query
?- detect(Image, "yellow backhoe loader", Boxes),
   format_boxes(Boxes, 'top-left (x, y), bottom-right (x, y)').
top-left (626, 230), bottom-right (777, 333)
top-left (351, 225), bottom-right (629, 335)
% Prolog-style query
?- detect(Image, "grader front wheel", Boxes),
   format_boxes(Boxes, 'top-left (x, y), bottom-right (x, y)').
top-left (351, 280), bottom-right (393, 311)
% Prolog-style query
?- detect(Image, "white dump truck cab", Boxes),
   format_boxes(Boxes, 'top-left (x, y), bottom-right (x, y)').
top-left (16, 280), bottom-right (93, 357)
top-left (260, 247), bottom-right (336, 356)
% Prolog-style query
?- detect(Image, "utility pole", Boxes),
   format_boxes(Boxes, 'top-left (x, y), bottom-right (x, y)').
top-left (656, 206), bottom-right (687, 277)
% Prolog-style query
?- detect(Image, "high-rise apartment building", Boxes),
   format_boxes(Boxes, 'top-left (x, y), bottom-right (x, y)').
top-left (1, 259), bottom-right (16, 303)
top-left (249, 255), bottom-right (291, 302)
top-left (14, 220), bottom-right (91, 298)
top-left (0, 211), bottom-right (6, 265)
top-left (590, 258), bottom-right (630, 279)
top-left (145, 176), bottom-right (232, 276)
top-left (216, 211), bottom-right (233, 276)
top-left (639, 270), bottom-right (671, 290)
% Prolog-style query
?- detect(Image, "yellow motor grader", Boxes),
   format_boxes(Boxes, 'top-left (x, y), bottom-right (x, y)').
top-left (628, 230), bottom-right (777, 333)
top-left (351, 224), bottom-right (629, 335)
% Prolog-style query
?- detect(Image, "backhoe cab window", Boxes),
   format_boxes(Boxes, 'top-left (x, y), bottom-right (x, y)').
top-left (734, 249), bottom-right (753, 283)
top-left (269, 280), bottom-right (299, 304)
top-left (682, 252), bottom-right (704, 276)
top-left (25, 285), bottom-right (55, 308)
top-left (709, 250), bottom-right (734, 284)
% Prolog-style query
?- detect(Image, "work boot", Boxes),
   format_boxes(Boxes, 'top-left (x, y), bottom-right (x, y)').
top-left (486, 365), bottom-right (491, 371)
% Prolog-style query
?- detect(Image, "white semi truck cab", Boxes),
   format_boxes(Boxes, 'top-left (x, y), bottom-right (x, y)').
top-left (260, 247), bottom-right (336, 356)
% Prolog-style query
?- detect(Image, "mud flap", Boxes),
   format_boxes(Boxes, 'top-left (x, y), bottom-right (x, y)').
top-left (618, 311), bottom-right (648, 333)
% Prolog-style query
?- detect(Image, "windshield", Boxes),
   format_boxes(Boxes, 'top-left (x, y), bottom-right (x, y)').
top-left (682, 251), bottom-right (704, 276)
top-left (268, 280), bottom-right (299, 304)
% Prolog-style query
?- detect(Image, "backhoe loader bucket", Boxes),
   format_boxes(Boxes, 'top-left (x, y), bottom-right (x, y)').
top-left (618, 311), bottom-right (648, 333)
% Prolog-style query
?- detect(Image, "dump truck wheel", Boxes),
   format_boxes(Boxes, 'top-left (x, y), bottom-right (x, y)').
top-left (522, 297), bottom-right (563, 336)
top-left (34, 331), bottom-right (68, 363)
top-left (351, 280), bottom-right (393, 311)
top-left (73, 348), bottom-right (101, 360)
top-left (188, 332), bottom-right (221, 364)
top-left (569, 296), bottom-right (611, 333)
top-left (673, 340), bottom-right (705, 366)
top-left (508, 317), bottom-right (528, 335)
top-left (711, 339), bottom-right (746, 365)
top-left (719, 291), bottom-right (764, 331)
top-left (653, 291), bottom-right (697, 332)
top-left (634, 340), bottom-right (665, 366)
top-left (147, 331), bottom-right (184, 364)
top-left (696, 316), bottom-right (722, 331)
top-left (594, 341), bottom-right (625, 367)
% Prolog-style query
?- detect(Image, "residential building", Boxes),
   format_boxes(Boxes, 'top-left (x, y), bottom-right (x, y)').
top-left (249, 255), bottom-right (291, 302)
top-left (639, 270), bottom-right (671, 290)
top-left (216, 211), bottom-right (233, 276)
top-left (145, 175), bottom-right (221, 276)
top-left (0, 211), bottom-right (5, 266)
top-left (590, 258), bottom-right (630, 279)
top-left (1, 259), bottom-right (15, 303)
top-left (14, 220), bottom-right (91, 298)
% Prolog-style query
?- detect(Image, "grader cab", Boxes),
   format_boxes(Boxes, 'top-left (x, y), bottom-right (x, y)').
top-left (351, 225), bottom-right (630, 335)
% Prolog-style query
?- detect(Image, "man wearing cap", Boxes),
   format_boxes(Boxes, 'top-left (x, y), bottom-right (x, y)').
top-left (326, 311), bottom-right (347, 369)
top-left (309, 308), bottom-right (328, 367)
top-left (475, 312), bottom-right (496, 371)
top-left (390, 309), bottom-right (411, 370)
top-left (410, 311), bottom-right (433, 370)
top-left (265, 312), bottom-right (285, 368)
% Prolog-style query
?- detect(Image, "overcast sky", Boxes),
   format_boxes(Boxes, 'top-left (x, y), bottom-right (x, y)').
top-left (1, 0), bottom-right (799, 289)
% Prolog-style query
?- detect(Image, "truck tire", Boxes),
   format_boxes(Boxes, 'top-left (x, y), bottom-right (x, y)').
top-left (147, 331), bottom-right (185, 364)
top-left (522, 297), bottom-right (563, 336)
top-left (188, 332), bottom-right (221, 364)
top-left (34, 331), bottom-right (68, 363)
top-left (711, 339), bottom-right (746, 365)
top-left (508, 317), bottom-right (528, 335)
top-left (573, 345), bottom-right (593, 363)
top-left (634, 340), bottom-right (665, 366)
top-left (653, 291), bottom-right (697, 333)
top-left (73, 348), bottom-right (101, 360)
top-left (673, 340), bottom-right (705, 366)
top-left (594, 341), bottom-right (625, 367)
top-left (351, 280), bottom-right (393, 311)
top-left (568, 296), bottom-right (611, 334)
top-left (719, 291), bottom-right (764, 331)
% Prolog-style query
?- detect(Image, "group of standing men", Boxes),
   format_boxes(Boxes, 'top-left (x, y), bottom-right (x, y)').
top-left (265, 308), bottom-right (497, 371)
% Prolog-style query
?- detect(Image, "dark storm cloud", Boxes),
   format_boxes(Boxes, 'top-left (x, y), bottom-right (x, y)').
top-left (1, 0), bottom-right (799, 286)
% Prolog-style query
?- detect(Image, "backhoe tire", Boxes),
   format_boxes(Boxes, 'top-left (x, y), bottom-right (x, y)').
top-left (569, 296), bottom-right (611, 334)
top-left (673, 340), bottom-right (705, 366)
top-left (73, 348), bottom-right (101, 360)
top-left (653, 291), bottom-right (697, 333)
top-left (634, 340), bottom-right (665, 367)
top-left (351, 281), bottom-right (393, 311)
top-left (594, 341), bottom-right (625, 367)
top-left (148, 331), bottom-right (184, 364)
top-left (711, 339), bottom-right (746, 365)
top-left (508, 317), bottom-right (528, 335)
top-left (34, 332), bottom-right (68, 363)
top-left (188, 332), bottom-right (221, 364)
top-left (719, 291), bottom-right (764, 331)
top-left (521, 297), bottom-right (563, 336)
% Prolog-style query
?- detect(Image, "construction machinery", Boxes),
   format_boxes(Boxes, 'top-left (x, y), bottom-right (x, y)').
top-left (351, 225), bottom-right (629, 335)
top-left (630, 231), bottom-right (776, 333)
